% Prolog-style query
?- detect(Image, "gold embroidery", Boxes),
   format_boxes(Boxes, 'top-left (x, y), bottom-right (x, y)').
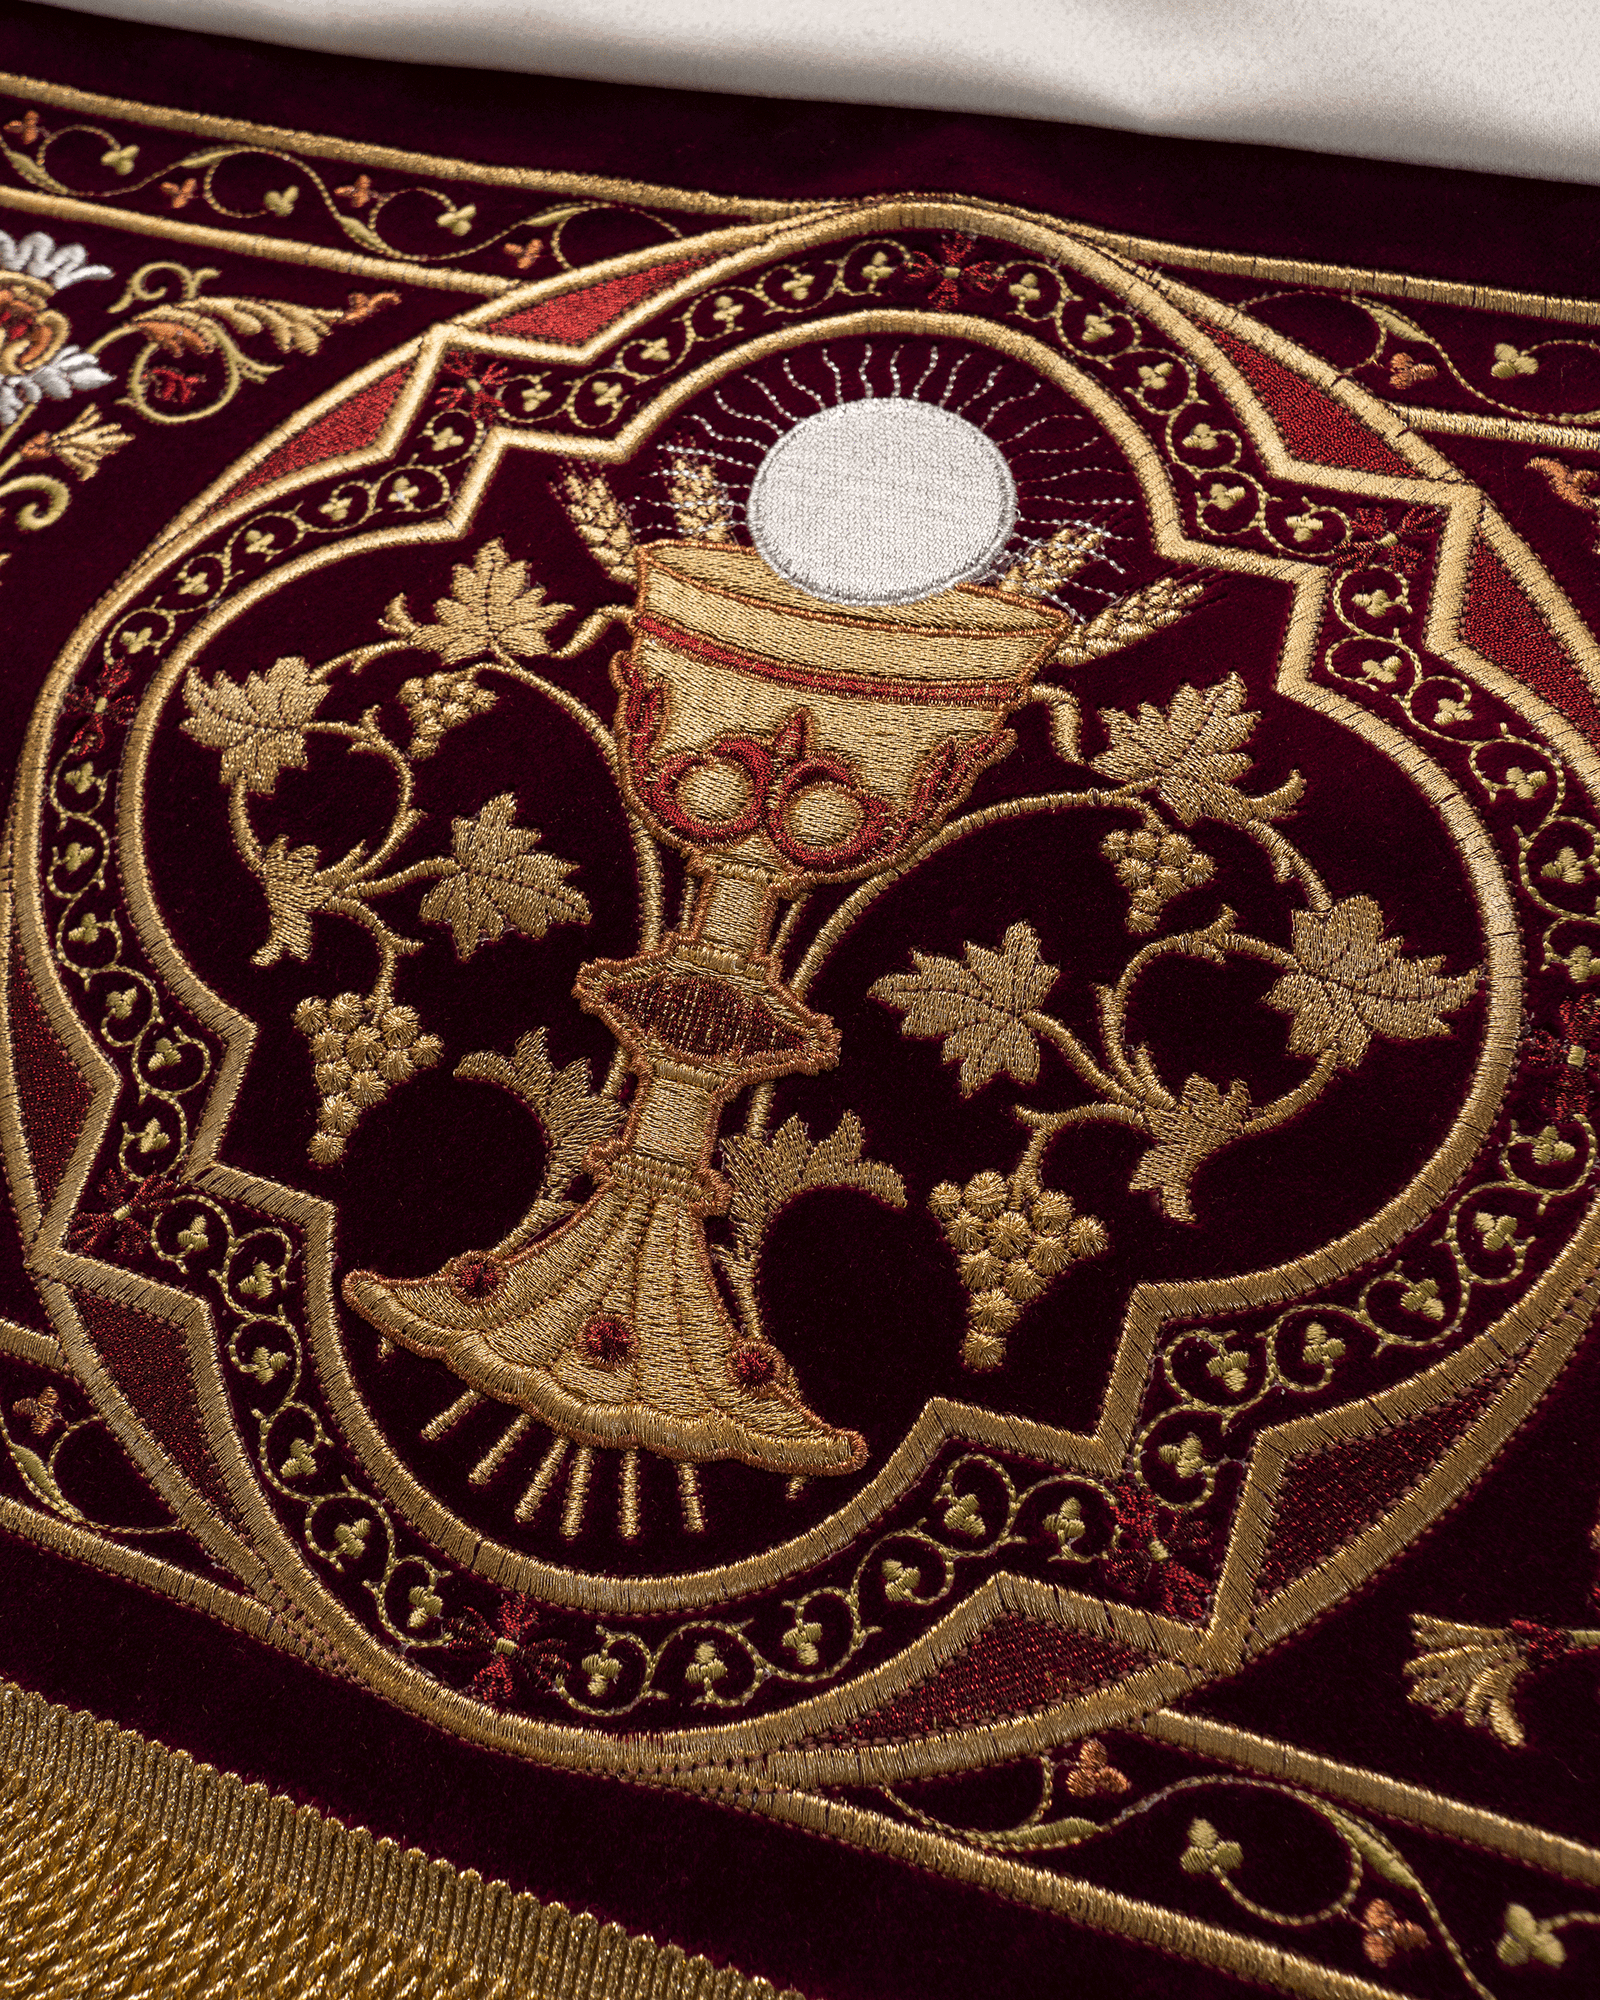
top-left (717, 1113), bottom-right (904, 1342)
top-left (0, 86), bottom-right (800, 306)
top-left (182, 546), bottom-right (599, 1159)
top-left (665, 449), bottom-right (736, 542)
top-left (1498, 1902), bottom-right (1600, 1968)
top-left (555, 466), bottom-right (637, 587)
top-left (104, 261), bottom-right (378, 426)
top-left (13, 195), bottom-right (1600, 1819)
top-left (995, 522), bottom-right (1103, 597)
top-left (455, 1031), bottom-right (625, 1251)
top-left (380, 535), bottom-right (576, 666)
top-left (1050, 571), bottom-right (1213, 667)
top-left (1070, 217), bottom-right (1600, 331)
top-left (876, 1736), bottom-right (1585, 1992)
top-left (1090, 672), bottom-right (1306, 827)
top-left (0, 1678), bottom-right (799, 2000)
top-left (1, 70), bottom-right (806, 218)
top-left (874, 673), bottom-right (1477, 1275)
top-left (418, 794), bottom-right (590, 957)
top-left (1265, 898), bottom-right (1479, 1067)
top-left (930, 1173), bottom-right (1105, 1372)
top-left (1135, 1707), bottom-right (1600, 1886)
top-left (1404, 1617), bottom-right (1600, 1749)
top-left (342, 539), bottom-right (1063, 1473)
top-left (0, 245), bottom-right (391, 579)
top-left (14, 399), bottom-right (129, 476)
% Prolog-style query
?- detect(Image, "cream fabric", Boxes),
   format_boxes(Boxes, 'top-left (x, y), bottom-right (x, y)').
top-left (36, 0), bottom-right (1600, 187)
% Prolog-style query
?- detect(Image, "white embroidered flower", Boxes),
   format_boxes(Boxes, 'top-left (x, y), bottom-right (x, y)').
top-left (0, 346), bottom-right (115, 426)
top-left (0, 230), bottom-right (114, 291)
top-left (0, 231), bottom-right (116, 426)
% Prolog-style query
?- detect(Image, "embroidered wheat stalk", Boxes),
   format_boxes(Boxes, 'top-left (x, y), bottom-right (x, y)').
top-left (1053, 572), bottom-right (1209, 667)
top-left (996, 525), bottom-right (1104, 597)
top-left (666, 451), bottom-right (735, 542)
top-left (556, 467), bottom-right (636, 585)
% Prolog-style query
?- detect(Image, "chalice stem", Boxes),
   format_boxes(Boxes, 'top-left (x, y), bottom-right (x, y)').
top-left (343, 856), bottom-right (867, 1476)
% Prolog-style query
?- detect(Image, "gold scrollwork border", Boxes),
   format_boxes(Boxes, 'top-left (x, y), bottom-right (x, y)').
top-left (0, 69), bottom-right (814, 298)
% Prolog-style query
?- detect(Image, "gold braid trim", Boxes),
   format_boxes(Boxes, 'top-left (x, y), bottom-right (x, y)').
top-left (0, 1679), bottom-right (802, 1999)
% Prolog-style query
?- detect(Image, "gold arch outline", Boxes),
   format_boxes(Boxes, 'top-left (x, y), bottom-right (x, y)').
top-left (5, 200), bottom-right (1599, 1784)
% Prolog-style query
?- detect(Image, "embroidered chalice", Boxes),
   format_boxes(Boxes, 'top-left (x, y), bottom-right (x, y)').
top-left (343, 537), bottom-right (1064, 1476)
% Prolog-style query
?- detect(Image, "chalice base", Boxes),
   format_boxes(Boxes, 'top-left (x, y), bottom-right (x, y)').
top-left (343, 1149), bottom-right (867, 1477)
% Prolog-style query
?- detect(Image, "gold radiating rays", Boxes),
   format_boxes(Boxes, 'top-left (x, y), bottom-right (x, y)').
top-left (421, 1392), bottom-right (711, 1539)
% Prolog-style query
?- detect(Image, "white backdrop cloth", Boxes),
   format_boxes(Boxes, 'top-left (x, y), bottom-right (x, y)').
top-left (30, 0), bottom-right (1600, 189)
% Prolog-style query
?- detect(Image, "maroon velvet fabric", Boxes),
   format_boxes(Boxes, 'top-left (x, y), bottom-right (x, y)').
top-left (5, 6), bottom-right (1600, 1995)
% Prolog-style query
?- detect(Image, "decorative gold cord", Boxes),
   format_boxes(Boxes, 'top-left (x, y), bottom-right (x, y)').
top-left (0, 1679), bottom-right (802, 2000)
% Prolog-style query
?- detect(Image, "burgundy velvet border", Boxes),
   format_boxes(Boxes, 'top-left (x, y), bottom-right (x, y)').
top-left (6, 0), bottom-right (1600, 302)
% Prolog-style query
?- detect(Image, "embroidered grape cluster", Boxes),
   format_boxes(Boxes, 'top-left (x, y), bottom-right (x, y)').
top-left (1101, 827), bottom-right (1214, 933)
top-left (294, 992), bottom-right (443, 1164)
top-left (930, 1172), bottom-right (1108, 1371)
top-left (398, 668), bottom-right (497, 760)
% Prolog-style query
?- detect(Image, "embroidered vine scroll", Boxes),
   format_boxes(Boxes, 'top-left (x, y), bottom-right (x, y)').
top-left (8, 55), bottom-right (1600, 1996)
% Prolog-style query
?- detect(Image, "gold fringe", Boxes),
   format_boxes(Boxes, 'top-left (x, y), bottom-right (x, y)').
top-left (0, 1680), bottom-right (802, 1999)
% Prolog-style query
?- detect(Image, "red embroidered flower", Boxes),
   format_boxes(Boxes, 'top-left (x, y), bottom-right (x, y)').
top-left (448, 1594), bottom-right (566, 1708)
top-left (66, 1169), bottom-right (181, 1258)
top-left (1330, 505), bottom-right (1434, 576)
top-left (62, 657), bottom-right (137, 756)
top-left (145, 365), bottom-right (206, 407)
top-left (1523, 994), bottom-right (1600, 1120)
top-left (1099, 1479), bottom-right (1213, 1619)
top-left (435, 353), bottom-right (510, 423)
top-left (902, 235), bottom-right (1003, 313)
top-left (579, 1315), bottom-right (633, 1368)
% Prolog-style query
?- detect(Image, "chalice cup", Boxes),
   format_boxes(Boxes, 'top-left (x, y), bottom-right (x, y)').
top-left (344, 544), bottom-right (1064, 1476)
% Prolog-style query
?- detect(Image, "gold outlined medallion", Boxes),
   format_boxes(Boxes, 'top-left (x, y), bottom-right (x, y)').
top-left (6, 201), bottom-right (1600, 1845)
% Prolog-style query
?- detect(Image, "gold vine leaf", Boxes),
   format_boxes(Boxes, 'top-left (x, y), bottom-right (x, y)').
top-left (181, 654), bottom-right (329, 796)
top-left (1129, 1073), bottom-right (1250, 1224)
top-left (253, 835), bottom-right (363, 967)
top-left (381, 539), bottom-right (573, 664)
top-left (1090, 672), bottom-right (1304, 826)
top-left (1265, 897), bottom-right (1478, 1069)
top-left (721, 1112), bottom-right (906, 1267)
top-left (133, 293), bottom-right (343, 359)
top-left (456, 1027), bottom-right (622, 1221)
top-left (1054, 574), bottom-right (1210, 668)
top-left (419, 793), bottom-right (589, 960)
top-left (872, 923), bottom-right (1059, 1095)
